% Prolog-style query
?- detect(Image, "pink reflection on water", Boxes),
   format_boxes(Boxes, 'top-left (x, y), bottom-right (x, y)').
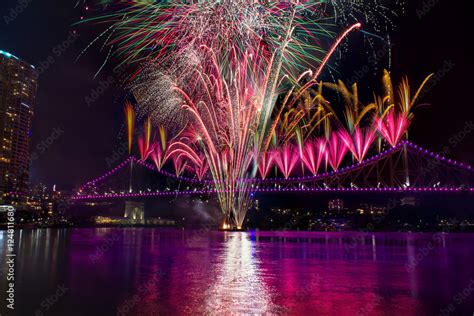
top-left (8, 229), bottom-right (474, 315)
top-left (255, 232), bottom-right (425, 315)
top-left (200, 233), bottom-right (275, 314)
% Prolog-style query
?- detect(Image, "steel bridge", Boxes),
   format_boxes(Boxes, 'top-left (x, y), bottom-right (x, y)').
top-left (72, 141), bottom-right (474, 201)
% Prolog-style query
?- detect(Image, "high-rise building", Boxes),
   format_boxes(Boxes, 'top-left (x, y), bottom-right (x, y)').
top-left (0, 50), bottom-right (38, 205)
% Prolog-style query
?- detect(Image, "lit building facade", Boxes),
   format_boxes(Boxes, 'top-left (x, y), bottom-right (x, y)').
top-left (124, 201), bottom-right (145, 224)
top-left (0, 50), bottom-right (38, 205)
top-left (328, 199), bottom-right (344, 212)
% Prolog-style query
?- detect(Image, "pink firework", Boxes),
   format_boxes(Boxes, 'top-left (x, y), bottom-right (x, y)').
top-left (258, 151), bottom-right (275, 179)
top-left (193, 156), bottom-right (209, 181)
top-left (327, 132), bottom-right (348, 171)
top-left (150, 143), bottom-right (166, 171)
top-left (376, 110), bottom-right (410, 147)
top-left (166, 141), bottom-right (202, 168)
top-left (138, 136), bottom-right (153, 161)
top-left (171, 155), bottom-right (188, 177)
top-left (149, 126), bottom-right (169, 171)
top-left (138, 118), bottom-right (153, 161)
top-left (273, 145), bottom-right (299, 179)
top-left (300, 138), bottom-right (326, 176)
top-left (165, 141), bottom-right (203, 176)
top-left (339, 127), bottom-right (376, 162)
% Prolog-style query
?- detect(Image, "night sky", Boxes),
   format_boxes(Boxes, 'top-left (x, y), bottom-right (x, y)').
top-left (0, 0), bottom-right (472, 190)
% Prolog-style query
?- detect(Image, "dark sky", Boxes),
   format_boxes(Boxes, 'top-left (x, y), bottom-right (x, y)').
top-left (0, 0), bottom-right (472, 190)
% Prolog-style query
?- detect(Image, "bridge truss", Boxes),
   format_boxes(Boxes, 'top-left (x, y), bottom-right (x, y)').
top-left (73, 141), bottom-right (474, 201)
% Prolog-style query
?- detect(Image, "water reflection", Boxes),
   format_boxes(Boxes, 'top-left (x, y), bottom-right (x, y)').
top-left (202, 233), bottom-right (275, 314)
top-left (1, 229), bottom-right (474, 315)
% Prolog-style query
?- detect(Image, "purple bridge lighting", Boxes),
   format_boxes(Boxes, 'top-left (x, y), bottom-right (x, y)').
top-left (73, 141), bottom-right (474, 201)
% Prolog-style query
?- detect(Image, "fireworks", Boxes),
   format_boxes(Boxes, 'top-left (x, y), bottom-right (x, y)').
top-left (273, 145), bottom-right (299, 179)
top-left (138, 117), bottom-right (153, 161)
top-left (258, 152), bottom-right (275, 180)
top-left (339, 127), bottom-right (376, 162)
top-left (85, 0), bottom-right (427, 228)
top-left (300, 138), bottom-right (326, 176)
top-left (149, 126), bottom-right (168, 171)
top-left (381, 69), bottom-right (434, 121)
top-left (150, 144), bottom-right (166, 172)
top-left (124, 101), bottom-right (135, 155)
top-left (84, 1), bottom-right (337, 79)
top-left (376, 110), bottom-right (410, 148)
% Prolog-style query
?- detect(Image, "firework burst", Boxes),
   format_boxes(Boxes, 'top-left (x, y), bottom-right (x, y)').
top-left (83, 0), bottom-right (419, 228)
